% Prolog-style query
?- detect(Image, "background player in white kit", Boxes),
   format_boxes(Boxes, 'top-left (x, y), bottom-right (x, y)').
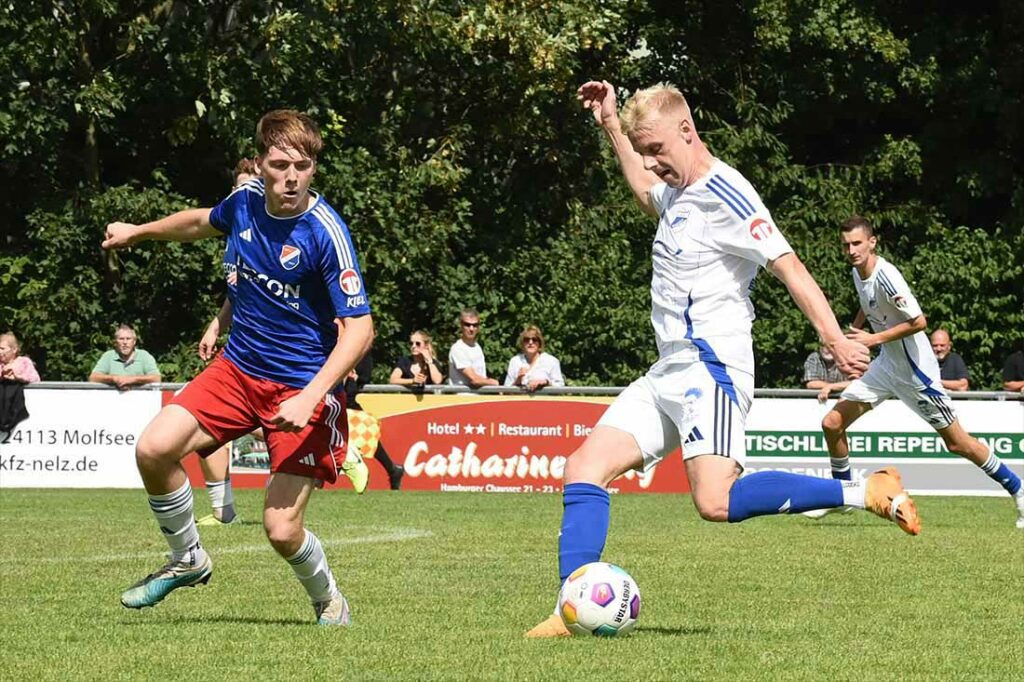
top-left (816, 216), bottom-right (1024, 528)
top-left (527, 82), bottom-right (921, 638)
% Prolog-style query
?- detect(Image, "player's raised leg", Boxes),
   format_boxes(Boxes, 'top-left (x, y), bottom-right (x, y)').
top-left (265, 472), bottom-right (350, 626)
top-left (525, 425), bottom-right (642, 638)
top-left (938, 420), bottom-right (1023, 528)
top-left (120, 405), bottom-right (219, 609)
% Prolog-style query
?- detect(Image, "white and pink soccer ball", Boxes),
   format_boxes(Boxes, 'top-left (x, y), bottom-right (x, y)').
top-left (557, 562), bottom-right (641, 636)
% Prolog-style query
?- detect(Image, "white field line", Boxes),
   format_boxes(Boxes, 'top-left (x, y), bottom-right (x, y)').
top-left (1, 527), bottom-right (433, 565)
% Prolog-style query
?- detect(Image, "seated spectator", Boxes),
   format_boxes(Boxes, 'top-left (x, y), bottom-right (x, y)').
top-left (89, 324), bottom-right (161, 390)
top-left (803, 344), bottom-right (850, 402)
top-left (504, 325), bottom-right (565, 392)
top-left (0, 332), bottom-right (40, 384)
top-left (1003, 344), bottom-right (1024, 393)
top-left (390, 330), bottom-right (444, 387)
top-left (930, 328), bottom-right (969, 391)
top-left (448, 308), bottom-right (498, 388)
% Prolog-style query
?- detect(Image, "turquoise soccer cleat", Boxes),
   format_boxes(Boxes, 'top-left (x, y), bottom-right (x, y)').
top-left (120, 552), bottom-right (213, 609)
top-left (314, 592), bottom-right (351, 626)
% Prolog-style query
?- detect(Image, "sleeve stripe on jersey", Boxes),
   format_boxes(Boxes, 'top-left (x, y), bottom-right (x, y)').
top-left (709, 175), bottom-right (757, 214)
top-left (877, 271), bottom-right (898, 297)
top-left (707, 175), bottom-right (753, 219)
top-left (312, 204), bottom-right (355, 271)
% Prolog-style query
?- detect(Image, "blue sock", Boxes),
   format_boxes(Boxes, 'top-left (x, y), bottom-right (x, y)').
top-left (558, 483), bottom-right (610, 584)
top-left (728, 471), bottom-right (844, 522)
top-left (981, 454), bottom-right (1022, 495)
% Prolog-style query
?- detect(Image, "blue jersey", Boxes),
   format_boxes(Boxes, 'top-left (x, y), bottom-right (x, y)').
top-left (208, 178), bottom-right (372, 388)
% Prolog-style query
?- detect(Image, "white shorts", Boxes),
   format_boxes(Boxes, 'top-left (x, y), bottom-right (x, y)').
top-left (597, 361), bottom-right (754, 471)
top-left (840, 359), bottom-right (956, 429)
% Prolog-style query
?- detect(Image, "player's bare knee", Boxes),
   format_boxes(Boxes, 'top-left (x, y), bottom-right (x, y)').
top-left (821, 410), bottom-right (845, 437)
top-left (263, 516), bottom-right (302, 553)
top-left (564, 450), bottom-right (610, 488)
top-left (694, 498), bottom-right (729, 522)
top-left (134, 432), bottom-right (169, 472)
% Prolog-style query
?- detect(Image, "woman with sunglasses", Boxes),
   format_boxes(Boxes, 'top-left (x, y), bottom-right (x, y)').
top-left (504, 325), bottom-right (565, 392)
top-left (389, 330), bottom-right (444, 387)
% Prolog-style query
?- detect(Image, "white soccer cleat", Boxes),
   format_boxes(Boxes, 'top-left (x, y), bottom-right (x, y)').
top-left (802, 506), bottom-right (854, 519)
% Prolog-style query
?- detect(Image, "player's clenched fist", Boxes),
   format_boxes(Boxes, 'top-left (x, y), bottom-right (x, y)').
top-left (102, 222), bottom-right (140, 250)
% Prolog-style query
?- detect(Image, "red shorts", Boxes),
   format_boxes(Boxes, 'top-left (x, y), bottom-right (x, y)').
top-left (172, 356), bottom-right (348, 484)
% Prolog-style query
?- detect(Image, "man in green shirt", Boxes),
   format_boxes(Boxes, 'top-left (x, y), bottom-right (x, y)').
top-left (89, 324), bottom-right (161, 390)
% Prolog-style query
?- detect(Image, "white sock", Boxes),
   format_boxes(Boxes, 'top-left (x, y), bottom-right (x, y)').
top-left (148, 480), bottom-right (204, 561)
top-left (840, 480), bottom-right (866, 509)
top-left (205, 479), bottom-right (236, 521)
top-left (285, 530), bottom-right (338, 603)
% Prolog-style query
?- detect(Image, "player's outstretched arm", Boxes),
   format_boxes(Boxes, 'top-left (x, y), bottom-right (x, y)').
top-left (577, 80), bottom-right (661, 217)
top-left (271, 314), bottom-right (375, 432)
top-left (768, 252), bottom-right (869, 378)
top-left (102, 208), bottom-right (217, 250)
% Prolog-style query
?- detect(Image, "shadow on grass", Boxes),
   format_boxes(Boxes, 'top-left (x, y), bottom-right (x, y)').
top-left (637, 625), bottom-right (712, 636)
top-left (121, 615), bottom-right (310, 626)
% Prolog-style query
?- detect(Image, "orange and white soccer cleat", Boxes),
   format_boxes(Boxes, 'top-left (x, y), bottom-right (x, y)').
top-left (865, 467), bottom-right (921, 535)
top-left (525, 613), bottom-right (571, 638)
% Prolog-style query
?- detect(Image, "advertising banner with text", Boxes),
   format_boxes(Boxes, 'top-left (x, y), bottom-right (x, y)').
top-left (0, 389), bottom-right (158, 488)
top-left (4, 387), bottom-right (1021, 494)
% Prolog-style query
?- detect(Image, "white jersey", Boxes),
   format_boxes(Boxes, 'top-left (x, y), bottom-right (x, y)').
top-left (648, 159), bottom-right (793, 375)
top-left (852, 256), bottom-right (941, 386)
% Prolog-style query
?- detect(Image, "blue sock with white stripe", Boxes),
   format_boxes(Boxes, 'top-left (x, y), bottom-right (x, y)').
top-left (728, 472), bottom-right (844, 522)
top-left (830, 457), bottom-right (852, 480)
top-left (980, 453), bottom-right (1022, 495)
top-left (558, 483), bottom-right (610, 584)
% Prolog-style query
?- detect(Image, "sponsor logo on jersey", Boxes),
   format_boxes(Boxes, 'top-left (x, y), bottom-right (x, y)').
top-left (748, 217), bottom-right (773, 241)
top-left (339, 268), bottom-right (362, 295)
top-left (279, 244), bottom-right (302, 270)
top-left (346, 295), bottom-right (367, 308)
top-left (238, 262), bottom-right (301, 299)
top-left (299, 453), bottom-right (317, 467)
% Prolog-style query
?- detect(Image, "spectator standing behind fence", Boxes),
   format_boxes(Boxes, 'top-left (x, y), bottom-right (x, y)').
top-left (89, 324), bottom-right (161, 390)
top-left (390, 330), bottom-right (444, 387)
top-left (930, 329), bottom-right (969, 391)
top-left (0, 332), bottom-right (40, 384)
top-left (504, 325), bottom-right (565, 392)
top-left (448, 308), bottom-right (498, 388)
top-left (1003, 343), bottom-right (1024, 393)
top-left (802, 344), bottom-right (850, 402)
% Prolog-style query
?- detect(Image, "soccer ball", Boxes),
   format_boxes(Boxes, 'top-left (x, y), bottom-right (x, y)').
top-left (557, 562), bottom-right (641, 636)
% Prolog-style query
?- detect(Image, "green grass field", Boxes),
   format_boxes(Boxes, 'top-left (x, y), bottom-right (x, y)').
top-left (1, 489), bottom-right (1021, 680)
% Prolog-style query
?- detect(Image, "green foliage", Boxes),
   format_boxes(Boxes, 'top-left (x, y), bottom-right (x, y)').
top-left (1, 1), bottom-right (1020, 387)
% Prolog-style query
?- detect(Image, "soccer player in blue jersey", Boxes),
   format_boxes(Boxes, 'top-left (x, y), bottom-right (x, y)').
top-left (811, 217), bottom-right (1024, 528)
top-left (527, 82), bottom-right (920, 638)
top-left (103, 110), bottom-right (373, 625)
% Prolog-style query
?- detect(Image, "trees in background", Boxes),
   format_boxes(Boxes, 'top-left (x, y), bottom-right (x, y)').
top-left (2, 1), bottom-right (1021, 387)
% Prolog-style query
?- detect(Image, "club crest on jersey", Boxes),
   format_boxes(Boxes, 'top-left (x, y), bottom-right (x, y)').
top-left (748, 217), bottom-right (773, 241)
top-left (279, 244), bottom-right (301, 270)
top-left (893, 294), bottom-right (908, 309)
top-left (340, 268), bottom-right (362, 296)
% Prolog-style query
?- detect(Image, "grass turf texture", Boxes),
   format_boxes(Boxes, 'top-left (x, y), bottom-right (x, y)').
top-left (1, 489), bottom-right (1021, 680)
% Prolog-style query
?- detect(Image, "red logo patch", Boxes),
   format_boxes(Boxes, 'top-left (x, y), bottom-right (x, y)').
top-left (749, 218), bottom-right (773, 241)
top-left (339, 268), bottom-right (362, 295)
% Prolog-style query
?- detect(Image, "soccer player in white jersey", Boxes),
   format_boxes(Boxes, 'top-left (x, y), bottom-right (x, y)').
top-left (103, 110), bottom-right (374, 625)
top-left (526, 82), bottom-right (921, 638)
top-left (814, 216), bottom-right (1023, 527)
